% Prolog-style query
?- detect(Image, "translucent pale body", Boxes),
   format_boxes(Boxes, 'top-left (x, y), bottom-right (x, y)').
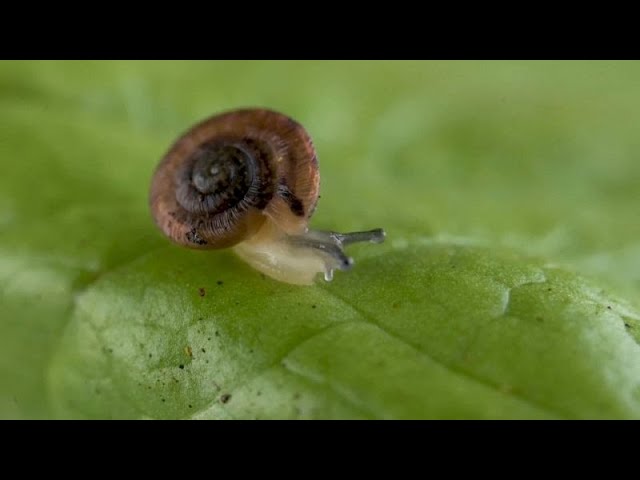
top-left (233, 236), bottom-right (330, 285)
top-left (231, 216), bottom-right (384, 286)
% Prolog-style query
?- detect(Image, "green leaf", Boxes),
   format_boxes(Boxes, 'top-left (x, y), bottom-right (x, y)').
top-left (2, 61), bottom-right (640, 419)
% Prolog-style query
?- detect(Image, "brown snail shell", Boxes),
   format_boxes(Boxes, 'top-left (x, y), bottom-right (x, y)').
top-left (149, 108), bottom-right (384, 285)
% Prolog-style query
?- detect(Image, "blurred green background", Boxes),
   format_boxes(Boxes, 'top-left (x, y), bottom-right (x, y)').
top-left (1, 61), bottom-right (639, 419)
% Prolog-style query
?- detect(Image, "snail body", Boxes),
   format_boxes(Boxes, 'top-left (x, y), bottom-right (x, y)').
top-left (149, 108), bottom-right (384, 285)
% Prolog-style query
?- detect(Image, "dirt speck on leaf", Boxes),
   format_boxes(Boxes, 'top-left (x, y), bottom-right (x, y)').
top-left (500, 384), bottom-right (514, 394)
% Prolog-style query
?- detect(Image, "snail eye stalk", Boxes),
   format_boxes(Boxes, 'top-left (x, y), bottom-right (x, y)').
top-left (288, 228), bottom-right (387, 282)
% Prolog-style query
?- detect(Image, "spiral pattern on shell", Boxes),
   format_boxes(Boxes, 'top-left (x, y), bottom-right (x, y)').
top-left (150, 109), bottom-right (320, 249)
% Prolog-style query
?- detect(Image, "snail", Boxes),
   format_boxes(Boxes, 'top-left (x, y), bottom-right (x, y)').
top-left (149, 108), bottom-right (385, 285)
